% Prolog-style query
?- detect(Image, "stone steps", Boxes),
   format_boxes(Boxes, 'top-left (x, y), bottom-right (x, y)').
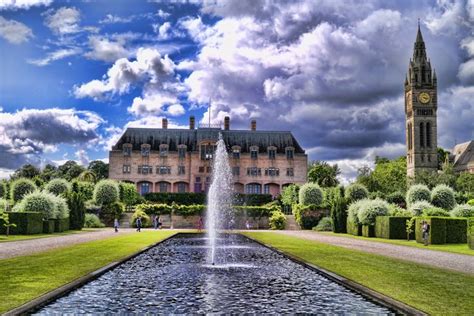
top-left (285, 215), bottom-right (299, 230)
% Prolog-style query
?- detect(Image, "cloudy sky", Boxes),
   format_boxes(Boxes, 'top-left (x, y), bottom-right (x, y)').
top-left (0, 0), bottom-right (473, 181)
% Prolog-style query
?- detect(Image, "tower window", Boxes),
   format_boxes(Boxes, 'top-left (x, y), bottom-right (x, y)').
top-left (426, 122), bottom-right (432, 148)
top-left (419, 122), bottom-right (425, 148)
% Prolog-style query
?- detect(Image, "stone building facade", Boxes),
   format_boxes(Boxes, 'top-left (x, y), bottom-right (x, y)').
top-left (405, 24), bottom-right (438, 178)
top-left (109, 117), bottom-right (308, 197)
top-left (451, 141), bottom-right (474, 174)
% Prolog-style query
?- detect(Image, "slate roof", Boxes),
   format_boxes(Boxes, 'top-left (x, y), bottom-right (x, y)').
top-left (452, 141), bottom-right (474, 172)
top-left (112, 128), bottom-right (305, 154)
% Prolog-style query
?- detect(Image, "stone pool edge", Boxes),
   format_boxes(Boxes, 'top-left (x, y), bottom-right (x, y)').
top-left (241, 233), bottom-right (427, 316)
top-left (4, 232), bottom-right (179, 316)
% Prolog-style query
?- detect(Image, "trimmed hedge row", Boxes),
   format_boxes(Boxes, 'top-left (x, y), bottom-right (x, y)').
top-left (415, 217), bottom-right (468, 244)
top-left (375, 216), bottom-right (414, 240)
top-left (143, 192), bottom-right (273, 206)
top-left (347, 221), bottom-right (362, 236)
top-left (0, 212), bottom-right (43, 235)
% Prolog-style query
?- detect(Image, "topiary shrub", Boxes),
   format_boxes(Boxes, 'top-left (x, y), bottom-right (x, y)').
top-left (386, 191), bottom-right (406, 207)
top-left (84, 213), bottom-right (105, 228)
top-left (357, 198), bottom-right (390, 226)
top-left (406, 184), bottom-right (431, 206)
top-left (102, 201), bottom-right (125, 219)
top-left (331, 195), bottom-right (347, 233)
top-left (45, 179), bottom-right (70, 196)
top-left (313, 216), bottom-right (332, 231)
top-left (94, 180), bottom-right (119, 206)
top-left (16, 191), bottom-right (57, 219)
top-left (450, 204), bottom-right (474, 218)
top-left (388, 204), bottom-right (412, 217)
top-left (269, 210), bottom-right (286, 230)
top-left (131, 209), bottom-right (151, 228)
top-left (468, 199), bottom-right (474, 206)
top-left (52, 195), bottom-right (70, 219)
top-left (422, 207), bottom-right (450, 217)
top-left (344, 184), bottom-right (369, 203)
top-left (292, 204), bottom-right (324, 229)
top-left (431, 184), bottom-right (456, 210)
top-left (72, 181), bottom-right (95, 201)
top-left (11, 178), bottom-right (37, 203)
top-left (409, 200), bottom-right (434, 216)
top-left (347, 199), bottom-right (366, 225)
top-left (67, 192), bottom-right (85, 230)
top-left (119, 182), bottom-right (141, 207)
top-left (298, 183), bottom-right (323, 206)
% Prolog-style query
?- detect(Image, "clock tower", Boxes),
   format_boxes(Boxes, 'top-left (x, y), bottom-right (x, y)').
top-left (405, 23), bottom-right (438, 178)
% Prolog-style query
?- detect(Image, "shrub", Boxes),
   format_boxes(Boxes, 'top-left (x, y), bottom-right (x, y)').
top-left (11, 178), bottom-right (37, 202)
top-left (52, 195), bottom-right (70, 219)
top-left (388, 204), bottom-right (412, 217)
top-left (468, 199), bottom-right (474, 206)
top-left (409, 200), bottom-right (434, 216)
top-left (422, 207), bottom-right (450, 217)
top-left (431, 184), bottom-right (456, 210)
top-left (144, 192), bottom-right (206, 205)
top-left (72, 181), bottom-right (95, 201)
top-left (84, 213), bottom-right (105, 228)
top-left (450, 204), bottom-right (474, 218)
top-left (292, 204), bottom-right (325, 229)
top-left (357, 199), bottom-right (390, 226)
top-left (0, 212), bottom-right (43, 235)
top-left (386, 191), bottom-right (406, 207)
top-left (368, 191), bottom-right (384, 200)
top-left (375, 216), bottom-right (414, 240)
top-left (281, 184), bottom-right (300, 206)
top-left (45, 179), bottom-right (70, 196)
top-left (233, 193), bottom-right (273, 206)
top-left (347, 199), bottom-right (366, 225)
top-left (406, 184), bottom-right (431, 206)
top-left (299, 183), bottom-right (323, 206)
top-left (101, 201), bottom-right (125, 219)
top-left (136, 203), bottom-right (172, 215)
top-left (94, 180), bottom-right (119, 206)
top-left (16, 191), bottom-right (57, 219)
top-left (175, 204), bottom-right (205, 217)
top-left (119, 182), bottom-right (142, 206)
top-left (331, 195), bottom-right (347, 233)
top-left (344, 184), bottom-right (369, 203)
top-left (269, 210), bottom-right (286, 230)
top-left (0, 181), bottom-right (6, 199)
top-left (313, 216), bottom-right (332, 231)
top-left (131, 209), bottom-right (151, 228)
top-left (67, 192), bottom-right (85, 230)
top-left (0, 198), bottom-right (7, 213)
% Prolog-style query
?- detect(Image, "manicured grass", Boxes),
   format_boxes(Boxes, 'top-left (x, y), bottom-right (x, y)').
top-left (0, 230), bottom-right (176, 313)
top-left (317, 231), bottom-right (474, 256)
top-left (243, 232), bottom-right (474, 316)
top-left (0, 229), bottom-right (99, 243)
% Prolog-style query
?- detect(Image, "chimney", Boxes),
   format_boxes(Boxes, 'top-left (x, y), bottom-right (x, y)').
top-left (189, 116), bottom-right (195, 130)
top-left (251, 119), bottom-right (256, 131)
top-left (224, 116), bottom-right (230, 130)
top-left (162, 118), bottom-right (168, 129)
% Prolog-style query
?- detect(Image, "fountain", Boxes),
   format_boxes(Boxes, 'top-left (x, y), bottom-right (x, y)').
top-left (206, 133), bottom-right (234, 265)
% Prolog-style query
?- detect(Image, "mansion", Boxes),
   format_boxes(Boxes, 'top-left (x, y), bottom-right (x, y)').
top-left (109, 117), bottom-right (308, 196)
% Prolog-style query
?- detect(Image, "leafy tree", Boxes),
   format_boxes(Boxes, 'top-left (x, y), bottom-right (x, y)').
top-left (456, 172), bottom-right (474, 194)
top-left (88, 160), bottom-right (109, 181)
top-left (57, 161), bottom-right (86, 181)
top-left (345, 183), bottom-right (369, 203)
top-left (78, 170), bottom-right (97, 183)
top-left (94, 180), bottom-right (119, 206)
top-left (299, 183), bottom-right (323, 206)
top-left (307, 161), bottom-right (340, 187)
top-left (0, 181), bottom-right (6, 199)
top-left (119, 182), bottom-right (140, 207)
top-left (12, 164), bottom-right (40, 179)
top-left (370, 157), bottom-right (407, 194)
top-left (356, 165), bottom-right (380, 192)
top-left (281, 184), bottom-right (300, 206)
top-left (45, 178), bottom-right (71, 196)
top-left (39, 164), bottom-right (58, 182)
top-left (437, 147), bottom-right (450, 170)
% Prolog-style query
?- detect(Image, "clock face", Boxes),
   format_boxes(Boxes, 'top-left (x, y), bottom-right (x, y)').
top-left (418, 92), bottom-right (431, 104)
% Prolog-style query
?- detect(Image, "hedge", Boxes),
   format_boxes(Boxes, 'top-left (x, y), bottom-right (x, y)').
top-left (347, 221), bottom-right (362, 236)
top-left (292, 204), bottom-right (326, 229)
top-left (469, 217), bottom-right (474, 250)
top-left (362, 225), bottom-right (375, 237)
top-left (0, 212), bottom-right (43, 235)
top-left (375, 216), bottom-right (414, 240)
top-left (143, 192), bottom-right (273, 206)
top-left (54, 218), bottom-right (70, 232)
top-left (415, 217), bottom-right (467, 244)
top-left (43, 219), bottom-right (55, 234)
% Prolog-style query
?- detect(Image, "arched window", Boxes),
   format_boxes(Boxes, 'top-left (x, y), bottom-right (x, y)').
top-left (419, 122), bottom-right (424, 148)
top-left (426, 122), bottom-right (431, 148)
top-left (407, 123), bottom-right (412, 150)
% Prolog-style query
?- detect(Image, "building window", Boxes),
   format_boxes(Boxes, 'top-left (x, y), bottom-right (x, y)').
top-left (159, 182), bottom-right (168, 193)
top-left (268, 147), bottom-right (276, 160)
top-left (159, 144), bottom-right (169, 157)
top-left (250, 146), bottom-right (258, 160)
top-left (265, 168), bottom-right (279, 176)
top-left (206, 166), bottom-right (212, 173)
top-left (286, 147), bottom-right (294, 159)
top-left (232, 146), bottom-right (241, 159)
top-left (199, 166), bottom-right (205, 173)
top-left (247, 167), bottom-right (261, 176)
top-left (200, 143), bottom-right (215, 160)
top-left (426, 122), bottom-right (431, 148)
top-left (138, 165), bottom-right (152, 174)
top-left (178, 165), bottom-right (185, 175)
top-left (123, 144), bottom-right (132, 156)
top-left (287, 168), bottom-right (294, 177)
top-left (141, 144), bottom-right (150, 157)
top-left (140, 182), bottom-right (150, 195)
top-left (419, 122), bottom-right (425, 148)
top-left (177, 182), bottom-right (186, 193)
top-left (157, 166), bottom-right (171, 175)
top-left (246, 183), bottom-right (262, 194)
top-left (232, 166), bottom-right (240, 176)
top-left (178, 146), bottom-right (186, 159)
top-left (122, 165), bottom-right (131, 174)
top-left (264, 184), bottom-right (271, 194)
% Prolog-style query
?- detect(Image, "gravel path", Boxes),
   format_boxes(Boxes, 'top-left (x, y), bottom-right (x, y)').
top-left (272, 231), bottom-right (474, 274)
top-left (0, 229), bottom-right (136, 260)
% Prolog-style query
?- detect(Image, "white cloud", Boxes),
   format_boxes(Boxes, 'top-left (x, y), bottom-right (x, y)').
top-left (44, 6), bottom-right (81, 35)
top-left (0, 16), bottom-right (33, 44)
top-left (156, 9), bottom-right (170, 19)
top-left (99, 14), bottom-right (134, 24)
top-left (0, 0), bottom-right (52, 10)
top-left (75, 149), bottom-right (89, 166)
top-left (27, 47), bottom-right (80, 66)
top-left (84, 35), bottom-right (129, 62)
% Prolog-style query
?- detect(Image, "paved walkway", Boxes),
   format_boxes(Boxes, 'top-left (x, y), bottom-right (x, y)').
top-left (0, 229), bottom-right (136, 260)
top-left (272, 231), bottom-right (474, 274)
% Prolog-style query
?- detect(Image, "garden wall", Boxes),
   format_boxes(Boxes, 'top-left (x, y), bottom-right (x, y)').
top-left (0, 212), bottom-right (43, 235)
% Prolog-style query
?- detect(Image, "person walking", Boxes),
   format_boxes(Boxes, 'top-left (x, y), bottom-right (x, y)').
top-left (158, 215), bottom-right (163, 229)
top-left (422, 220), bottom-right (430, 246)
top-left (153, 214), bottom-right (158, 230)
top-left (114, 218), bottom-right (119, 233)
top-left (136, 216), bottom-right (142, 232)
top-left (197, 216), bottom-right (203, 232)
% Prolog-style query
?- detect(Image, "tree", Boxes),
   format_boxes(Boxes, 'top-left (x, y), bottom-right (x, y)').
top-left (88, 160), bottom-right (109, 181)
top-left (437, 147), bottom-right (450, 170)
top-left (357, 157), bottom-right (406, 195)
top-left (39, 164), bottom-right (58, 182)
top-left (57, 161), bottom-right (86, 181)
top-left (78, 170), bottom-right (97, 183)
top-left (12, 164), bottom-right (40, 179)
top-left (456, 172), bottom-right (474, 194)
top-left (281, 184), bottom-right (300, 206)
top-left (66, 192), bottom-right (85, 230)
top-left (307, 161), bottom-right (340, 187)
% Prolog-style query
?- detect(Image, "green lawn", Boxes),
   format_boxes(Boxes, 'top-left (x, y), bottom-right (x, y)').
top-left (0, 230), bottom-right (176, 313)
top-left (243, 232), bottom-right (474, 316)
top-left (316, 231), bottom-right (474, 256)
top-left (0, 229), bottom-right (100, 243)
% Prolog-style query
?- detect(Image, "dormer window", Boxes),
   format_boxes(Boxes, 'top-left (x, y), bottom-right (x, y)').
top-left (141, 144), bottom-right (150, 157)
top-left (268, 146), bottom-right (276, 160)
top-left (232, 146), bottom-right (241, 159)
top-left (123, 143), bottom-right (132, 156)
top-left (159, 144), bottom-right (169, 157)
top-left (250, 146), bottom-right (258, 160)
top-left (178, 145), bottom-right (187, 159)
top-left (200, 142), bottom-right (216, 160)
top-left (286, 147), bottom-right (294, 160)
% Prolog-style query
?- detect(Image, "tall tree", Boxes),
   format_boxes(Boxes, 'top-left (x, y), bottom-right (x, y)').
top-left (11, 164), bottom-right (40, 179)
top-left (88, 160), bottom-right (109, 180)
top-left (307, 161), bottom-right (340, 187)
top-left (57, 161), bottom-right (86, 181)
top-left (39, 164), bottom-right (58, 182)
top-left (356, 157), bottom-right (406, 195)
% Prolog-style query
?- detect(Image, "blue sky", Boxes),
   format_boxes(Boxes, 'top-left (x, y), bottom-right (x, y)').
top-left (0, 0), bottom-right (473, 181)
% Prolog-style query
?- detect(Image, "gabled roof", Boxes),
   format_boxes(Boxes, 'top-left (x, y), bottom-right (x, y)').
top-left (452, 140), bottom-right (474, 171)
top-left (112, 128), bottom-right (306, 154)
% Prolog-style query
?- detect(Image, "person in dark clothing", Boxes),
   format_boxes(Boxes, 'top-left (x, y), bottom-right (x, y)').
top-left (136, 216), bottom-right (142, 232)
top-left (422, 221), bottom-right (430, 246)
